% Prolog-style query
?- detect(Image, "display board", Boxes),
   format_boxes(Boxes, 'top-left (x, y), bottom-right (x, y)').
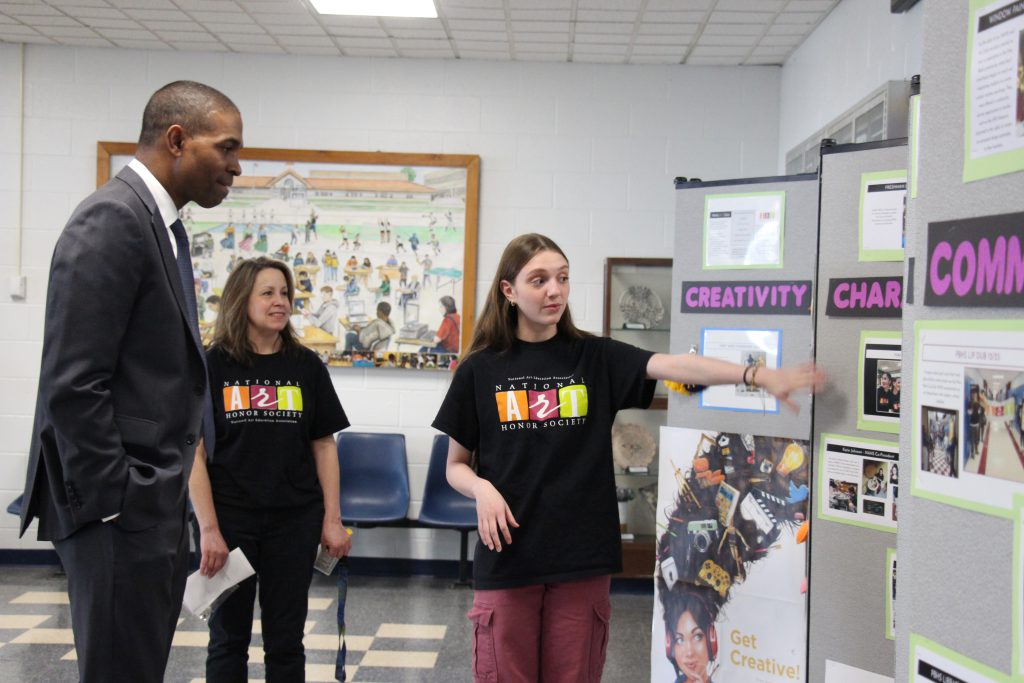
top-left (808, 139), bottom-right (907, 683)
top-left (897, 0), bottom-right (1022, 680)
top-left (656, 174), bottom-right (818, 683)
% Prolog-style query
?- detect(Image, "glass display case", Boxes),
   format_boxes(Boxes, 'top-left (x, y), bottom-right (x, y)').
top-left (603, 257), bottom-right (671, 576)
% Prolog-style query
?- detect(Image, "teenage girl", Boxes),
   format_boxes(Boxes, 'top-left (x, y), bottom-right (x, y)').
top-left (432, 233), bottom-right (824, 682)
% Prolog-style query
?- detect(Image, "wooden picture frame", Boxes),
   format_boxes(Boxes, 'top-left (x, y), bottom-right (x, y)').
top-left (98, 142), bottom-right (480, 370)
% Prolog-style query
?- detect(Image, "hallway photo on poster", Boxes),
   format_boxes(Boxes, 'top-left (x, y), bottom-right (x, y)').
top-left (651, 426), bottom-right (808, 683)
top-left (962, 367), bottom-right (1024, 484)
top-left (913, 321), bottom-right (1024, 517)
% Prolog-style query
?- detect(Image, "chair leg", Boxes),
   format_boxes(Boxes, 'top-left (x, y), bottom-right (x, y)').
top-left (453, 529), bottom-right (472, 588)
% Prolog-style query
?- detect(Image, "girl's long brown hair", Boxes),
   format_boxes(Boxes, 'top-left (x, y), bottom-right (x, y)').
top-left (212, 256), bottom-right (301, 366)
top-left (465, 233), bottom-right (591, 357)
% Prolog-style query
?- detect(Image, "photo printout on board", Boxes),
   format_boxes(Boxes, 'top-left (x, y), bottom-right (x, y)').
top-left (703, 192), bottom-right (785, 269)
top-left (913, 322), bottom-right (1024, 517)
top-left (698, 329), bottom-right (781, 414)
top-left (818, 434), bottom-right (899, 532)
top-left (859, 332), bottom-right (902, 433)
top-left (651, 426), bottom-right (808, 683)
top-left (859, 171), bottom-right (907, 261)
top-left (965, 0), bottom-right (1024, 182)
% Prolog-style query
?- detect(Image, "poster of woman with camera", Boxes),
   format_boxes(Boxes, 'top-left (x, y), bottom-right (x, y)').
top-left (651, 427), bottom-right (811, 683)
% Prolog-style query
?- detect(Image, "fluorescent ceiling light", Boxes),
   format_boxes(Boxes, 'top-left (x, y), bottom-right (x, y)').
top-left (310, 0), bottom-right (437, 18)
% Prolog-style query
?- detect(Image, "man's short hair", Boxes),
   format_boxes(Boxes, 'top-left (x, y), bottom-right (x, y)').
top-left (138, 81), bottom-right (238, 147)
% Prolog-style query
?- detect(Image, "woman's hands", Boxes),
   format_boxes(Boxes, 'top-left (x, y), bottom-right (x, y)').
top-left (472, 478), bottom-right (519, 552)
top-left (198, 527), bottom-right (230, 578)
top-left (755, 362), bottom-right (827, 412)
top-left (321, 517), bottom-right (352, 558)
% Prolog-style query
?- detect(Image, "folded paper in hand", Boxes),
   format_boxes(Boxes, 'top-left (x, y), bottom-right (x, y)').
top-left (183, 547), bottom-right (255, 621)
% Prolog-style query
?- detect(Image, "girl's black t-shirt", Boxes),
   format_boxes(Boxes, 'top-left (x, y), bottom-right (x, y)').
top-left (432, 334), bottom-right (655, 589)
top-left (207, 344), bottom-right (348, 509)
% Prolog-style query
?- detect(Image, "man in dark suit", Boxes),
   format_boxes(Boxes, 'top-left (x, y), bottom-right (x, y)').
top-left (19, 80), bottom-right (243, 683)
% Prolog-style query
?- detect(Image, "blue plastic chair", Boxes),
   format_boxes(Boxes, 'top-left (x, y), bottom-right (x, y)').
top-left (417, 434), bottom-right (477, 586)
top-left (336, 431), bottom-right (410, 526)
top-left (6, 494), bottom-right (23, 517)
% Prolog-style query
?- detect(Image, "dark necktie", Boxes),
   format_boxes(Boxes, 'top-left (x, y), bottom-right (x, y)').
top-left (169, 218), bottom-right (216, 460)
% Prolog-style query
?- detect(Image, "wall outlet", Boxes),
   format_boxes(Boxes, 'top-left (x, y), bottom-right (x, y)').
top-left (9, 274), bottom-right (26, 300)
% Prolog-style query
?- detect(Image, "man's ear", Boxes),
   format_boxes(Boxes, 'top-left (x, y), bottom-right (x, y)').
top-left (165, 124), bottom-right (186, 157)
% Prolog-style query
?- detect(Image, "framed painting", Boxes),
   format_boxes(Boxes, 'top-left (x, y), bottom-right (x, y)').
top-left (98, 143), bottom-right (480, 370)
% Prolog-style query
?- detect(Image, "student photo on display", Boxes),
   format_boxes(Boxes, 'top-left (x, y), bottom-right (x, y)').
top-left (431, 233), bottom-right (825, 683)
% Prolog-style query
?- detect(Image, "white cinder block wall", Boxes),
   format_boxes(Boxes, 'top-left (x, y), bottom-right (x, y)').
top-left (0, 41), bottom-right (781, 559)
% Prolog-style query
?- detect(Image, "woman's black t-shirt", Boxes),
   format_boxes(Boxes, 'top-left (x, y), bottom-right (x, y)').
top-left (432, 334), bottom-right (655, 589)
top-left (207, 344), bottom-right (349, 509)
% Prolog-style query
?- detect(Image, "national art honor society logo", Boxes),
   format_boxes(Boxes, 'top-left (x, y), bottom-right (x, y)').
top-left (494, 376), bottom-right (588, 431)
top-left (222, 381), bottom-right (304, 421)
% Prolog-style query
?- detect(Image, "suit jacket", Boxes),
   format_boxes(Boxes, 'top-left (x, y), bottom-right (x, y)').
top-left (21, 166), bottom-right (208, 541)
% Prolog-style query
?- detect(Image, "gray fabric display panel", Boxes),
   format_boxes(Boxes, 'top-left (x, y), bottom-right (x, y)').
top-left (897, 0), bottom-right (1020, 680)
top-left (808, 139), bottom-right (907, 682)
top-left (669, 175), bottom-right (819, 440)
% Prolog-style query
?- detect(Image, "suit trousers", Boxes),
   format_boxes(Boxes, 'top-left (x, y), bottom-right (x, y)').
top-left (54, 505), bottom-right (190, 683)
top-left (206, 502), bottom-right (323, 683)
top-left (467, 575), bottom-right (612, 683)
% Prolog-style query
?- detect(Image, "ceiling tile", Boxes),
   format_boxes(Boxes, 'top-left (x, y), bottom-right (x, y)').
top-left (324, 25), bottom-right (388, 37)
top-left (173, 0), bottom-right (239, 9)
top-left (510, 19), bottom-right (571, 32)
top-left (514, 41), bottom-right (567, 52)
top-left (387, 27), bottom-right (448, 38)
top-left (0, 24), bottom-right (43, 36)
top-left (58, 7), bottom-right (128, 19)
top-left (441, 7), bottom-right (505, 20)
top-left (20, 14), bottom-right (83, 27)
top-left (579, 0), bottom-right (644, 9)
top-left (461, 49), bottom-right (513, 59)
top-left (110, 37), bottom-right (170, 48)
top-left (646, 0), bottom-right (711, 9)
top-left (189, 11), bottom-right (255, 23)
top-left (250, 12), bottom-right (317, 26)
top-left (508, 0), bottom-right (572, 7)
top-left (291, 45), bottom-right (340, 54)
top-left (44, 25), bottom-right (101, 37)
top-left (686, 55), bottom-right (740, 65)
top-left (697, 34), bottom-right (758, 47)
top-left (643, 10), bottom-right (706, 22)
top-left (631, 44), bottom-right (686, 55)
top-left (123, 9), bottom-right (190, 21)
top-left (58, 36), bottom-right (115, 46)
top-left (574, 42), bottom-right (626, 54)
top-left (786, 0), bottom-right (837, 11)
top-left (715, 0), bottom-right (785, 11)
top-left (759, 34), bottom-right (803, 46)
top-left (575, 21), bottom-right (633, 33)
top-left (155, 30), bottom-right (215, 41)
top-left (229, 43), bottom-right (284, 53)
top-left (449, 19), bottom-right (506, 31)
top-left (203, 21), bottom-right (266, 34)
top-left (452, 30), bottom-right (507, 41)
top-left (574, 32), bottom-right (630, 44)
top-left (709, 11), bottom-right (776, 23)
top-left (773, 11), bottom-right (825, 24)
top-left (277, 35), bottom-right (334, 47)
top-left (3, 4), bottom-right (63, 17)
top-left (637, 23), bottom-right (698, 36)
top-left (689, 45), bottom-right (748, 57)
top-left (634, 33), bottom-right (692, 45)
top-left (42, 0), bottom-right (111, 7)
top-left (265, 24), bottom-right (326, 35)
top-left (508, 9), bottom-right (571, 21)
top-left (140, 20), bottom-right (203, 31)
top-left (222, 32), bottom-right (275, 44)
top-left (576, 10), bottom-right (637, 22)
top-left (702, 23), bottom-right (764, 35)
top-left (457, 38), bottom-right (509, 50)
top-left (766, 23), bottom-right (809, 36)
top-left (337, 36), bottom-right (394, 48)
top-left (511, 31), bottom-right (567, 43)
top-left (95, 27), bottom-right (156, 39)
top-left (394, 37), bottom-right (450, 49)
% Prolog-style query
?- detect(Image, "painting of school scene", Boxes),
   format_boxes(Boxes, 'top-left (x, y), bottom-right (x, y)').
top-left (100, 144), bottom-right (480, 370)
